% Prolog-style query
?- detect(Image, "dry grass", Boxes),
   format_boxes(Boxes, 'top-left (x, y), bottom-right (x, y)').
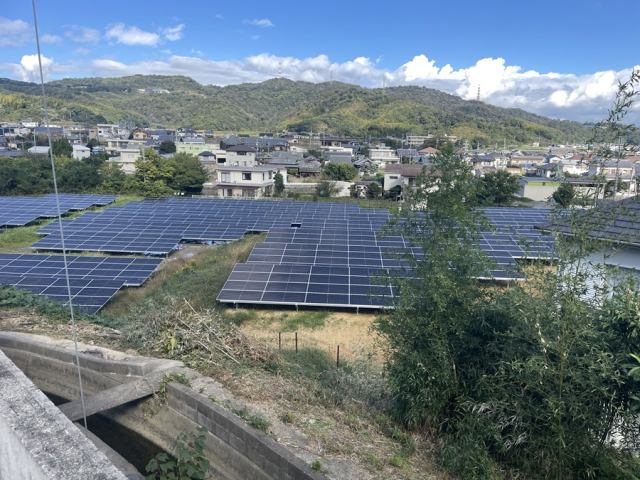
top-left (237, 309), bottom-right (381, 364)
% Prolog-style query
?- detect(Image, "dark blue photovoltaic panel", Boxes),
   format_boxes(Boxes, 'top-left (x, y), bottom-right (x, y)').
top-left (23, 197), bottom-right (554, 309)
top-left (0, 194), bottom-right (117, 228)
top-left (0, 253), bottom-right (162, 313)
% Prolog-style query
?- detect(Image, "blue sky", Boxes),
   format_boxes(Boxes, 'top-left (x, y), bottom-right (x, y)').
top-left (1, 0), bottom-right (639, 124)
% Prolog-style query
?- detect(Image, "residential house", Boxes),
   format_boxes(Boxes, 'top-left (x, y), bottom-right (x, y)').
top-left (535, 163), bottom-right (558, 178)
top-left (370, 146), bottom-right (400, 164)
top-left (72, 145), bottom-right (91, 160)
top-left (384, 164), bottom-right (426, 191)
top-left (588, 160), bottom-right (637, 194)
top-left (558, 159), bottom-right (589, 176)
top-left (539, 196), bottom-right (640, 284)
top-left (324, 151), bottom-right (353, 164)
top-left (214, 166), bottom-right (284, 199)
top-left (226, 145), bottom-right (257, 167)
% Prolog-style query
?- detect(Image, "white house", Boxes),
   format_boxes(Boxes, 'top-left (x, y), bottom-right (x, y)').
top-left (72, 145), bottom-right (91, 160)
top-left (384, 164), bottom-right (426, 191)
top-left (214, 166), bottom-right (284, 199)
top-left (558, 159), bottom-right (589, 176)
top-left (370, 146), bottom-right (400, 164)
top-left (225, 145), bottom-right (257, 167)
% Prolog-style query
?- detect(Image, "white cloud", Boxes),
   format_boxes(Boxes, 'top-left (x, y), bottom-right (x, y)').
top-left (75, 47), bottom-right (90, 55)
top-left (12, 54), bottom-right (54, 82)
top-left (250, 35), bottom-right (260, 41)
top-left (190, 49), bottom-right (204, 56)
top-left (105, 23), bottom-right (160, 46)
top-left (160, 24), bottom-right (185, 41)
top-left (64, 25), bottom-right (100, 44)
top-left (215, 14), bottom-right (224, 19)
top-left (41, 34), bottom-right (63, 44)
top-left (244, 19), bottom-right (275, 28)
top-left (0, 18), bottom-right (32, 47)
top-left (3, 49), bottom-right (637, 125)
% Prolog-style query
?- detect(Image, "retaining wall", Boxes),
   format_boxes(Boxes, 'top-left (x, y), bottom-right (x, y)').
top-left (0, 332), bottom-right (328, 480)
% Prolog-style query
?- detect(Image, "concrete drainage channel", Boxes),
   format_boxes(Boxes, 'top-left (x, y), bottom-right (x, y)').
top-left (0, 332), bottom-right (329, 480)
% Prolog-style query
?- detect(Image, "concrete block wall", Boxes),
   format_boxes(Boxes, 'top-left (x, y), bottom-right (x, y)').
top-left (0, 332), bottom-right (330, 480)
top-left (167, 383), bottom-right (328, 480)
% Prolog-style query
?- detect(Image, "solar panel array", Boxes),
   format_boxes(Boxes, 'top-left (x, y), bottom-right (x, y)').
top-left (0, 253), bottom-right (162, 313)
top-left (0, 194), bottom-right (117, 228)
top-left (26, 197), bottom-right (554, 310)
top-left (219, 204), bottom-right (555, 309)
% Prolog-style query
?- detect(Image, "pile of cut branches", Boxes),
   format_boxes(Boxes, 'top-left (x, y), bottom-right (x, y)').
top-left (124, 297), bottom-right (277, 366)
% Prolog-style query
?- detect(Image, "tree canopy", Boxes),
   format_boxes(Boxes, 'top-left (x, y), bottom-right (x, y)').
top-left (374, 139), bottom-right (640, 479)
top-left (473, 170), bottom-right (519, 206)
top-left (51, 138), bottom-right (72, 157)
top-left (322, 162), bottom-right (357, 181)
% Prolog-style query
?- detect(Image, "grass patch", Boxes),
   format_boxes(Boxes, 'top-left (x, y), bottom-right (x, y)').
top-left (276, 310), bottom-right (330, 331)
top-left (101, 234), bottom-right (263, 317)
top-left (0, 224), bottom-right (50, 252)
top-left (279, 347), bottom-right (336, 375)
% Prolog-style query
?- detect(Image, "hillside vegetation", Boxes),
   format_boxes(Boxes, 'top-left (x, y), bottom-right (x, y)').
top-left (0, 74), bottom-right (593, 145)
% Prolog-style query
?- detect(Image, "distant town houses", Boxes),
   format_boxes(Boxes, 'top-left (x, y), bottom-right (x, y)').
top-left (0, 117), bottom-right (637, 203)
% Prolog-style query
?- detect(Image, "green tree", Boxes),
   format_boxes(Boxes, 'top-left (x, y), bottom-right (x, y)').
top-left (166, 153), bottom-right (208, 194)
top-left (474, 170), bottom-right (519, 206)
top-left (315, 179), bottom-right (341, 197)
top-left (552, 182), bottom-right (575, 207)
top-left (159, 140), bottom-right (177, 154)
top-left (273, 171), bottom-right (285, 196)
top-left (86, 138), bottom-right (101, 151)
top-left (97, 161), bottom-right (126, 194)
top-left (367, 182), bottom-right (382, 198)
top-left (51, 138), bottom-right (73, 157)
top-left (322, 162), bottom-right (357, 181)
top-left (58, 160), bottom-right (100, 193)
top-left (373, 80), bottom-right (640, 480)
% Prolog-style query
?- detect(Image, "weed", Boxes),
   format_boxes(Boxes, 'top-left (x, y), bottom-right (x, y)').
top-left (145, 427), bottom-right (209, 480)
top-left (248, 414), bottom-right (270, 433)
top-left (208, 396), bottom-right (219, 404)
top-left (392, 428), bottom-right (417, 457)
top-left (278, 310), bottom-right (329, 331)
top-left (158, 371), bottom-right (191, 401)
top-left (223, 309), bottom-right (257, 326)
top-left (364, 452), bottom-right (381, 471)
top-left (310, 460), bottom-right (329, 474)
top-left (198, 386), bottom-right (205, 393)
top-left (279, 347), bottom-right (335, 375)
top-left (389, 454), bottom-right (403, 468)
top-left (281, 411), bottom-right (294, 424)
top-left (231, 404), bottom-right (270, 433)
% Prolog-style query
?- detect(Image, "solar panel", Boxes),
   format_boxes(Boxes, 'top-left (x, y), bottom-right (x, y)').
top-left (0, 253), bottom-right (162, 313)
top-left (25, 197), bottom-right (554, 309)
top-left (0, 194), bottom-right (117, 228)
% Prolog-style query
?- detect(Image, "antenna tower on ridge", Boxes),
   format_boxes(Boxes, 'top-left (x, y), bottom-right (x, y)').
top-left (382, 78), bottom-right (386, 95)
top-left (476, 85), bottom-right (481, 102)
top-left (278, 61), bottom-right (283, 80)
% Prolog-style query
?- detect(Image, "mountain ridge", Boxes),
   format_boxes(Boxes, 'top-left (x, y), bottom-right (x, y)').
top-left (0, 75), bottom-right (592, 145)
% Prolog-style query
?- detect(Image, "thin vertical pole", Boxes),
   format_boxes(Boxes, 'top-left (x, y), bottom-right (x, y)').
top-left (336, 345), bottom-right (340, 368)
top-left (278, 332), bottom-right (281, 350)
top-left (295, 332), bottom-right (298, 353)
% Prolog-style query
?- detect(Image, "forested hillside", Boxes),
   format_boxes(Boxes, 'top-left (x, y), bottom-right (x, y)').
top-left (0, 75), bottom-right (595, 145)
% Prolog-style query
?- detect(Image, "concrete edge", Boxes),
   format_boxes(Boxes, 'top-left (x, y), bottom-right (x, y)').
top-left (168, 383), bottom-right (330, 480)
top-left (0, 332), bottom-right (182, 377)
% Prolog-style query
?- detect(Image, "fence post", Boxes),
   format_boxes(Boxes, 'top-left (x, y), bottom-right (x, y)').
top-left (337, 345), bottom-right (340, 368)
top-left (278, 332), bottom-right (281, 350)
top-left (295, 332), bottom-right (298, 353)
